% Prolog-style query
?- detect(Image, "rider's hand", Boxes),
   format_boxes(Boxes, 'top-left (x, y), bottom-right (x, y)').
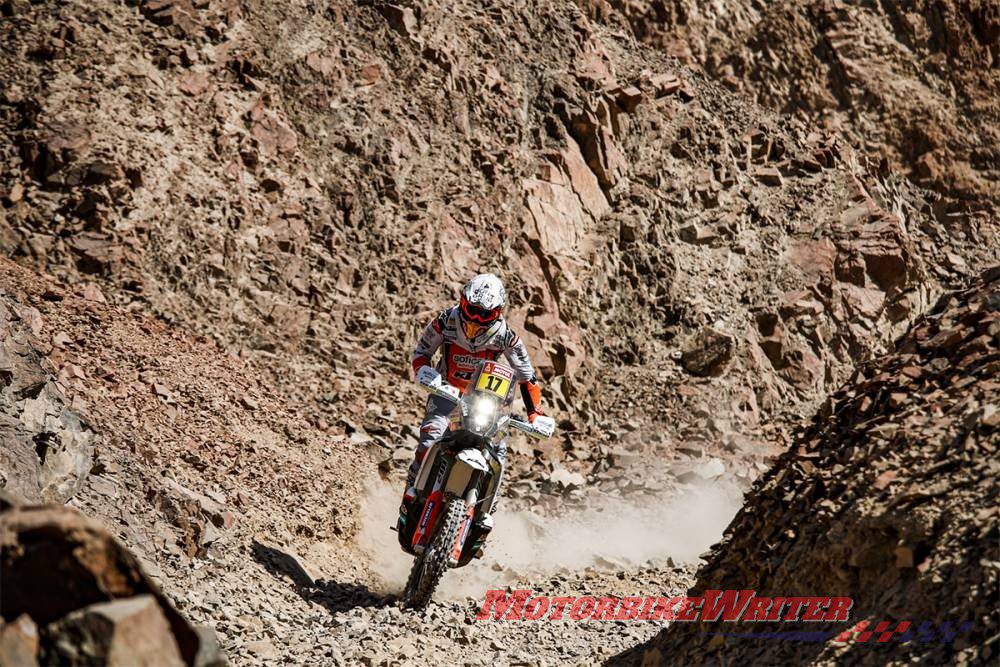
top-left (416, 365), bottom-right (442, 388)
top-left (529, 413), bottom-right (555, 438)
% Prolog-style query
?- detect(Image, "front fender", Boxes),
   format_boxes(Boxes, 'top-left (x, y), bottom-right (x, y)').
top-left (445, 449), bottom-right (488, 496)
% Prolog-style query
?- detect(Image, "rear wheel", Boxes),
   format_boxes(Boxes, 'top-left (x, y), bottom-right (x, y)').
top-left (402, 496), bottom-right (466, 610)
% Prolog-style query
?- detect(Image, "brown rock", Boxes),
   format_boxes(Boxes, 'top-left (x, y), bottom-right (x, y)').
top-left (21, 122), bottom-right (91, 182)
top-left (754, 312), bottom-right (786, 368)
top-left (874, 470), bottom-right (897, 489)
top-left (786, 238), bottom-right (836, 279)
top-left (678, 223), bottom-right (718, 245)
top-left (44, 595), bottom-right (184, 667)
top-left (841, 283), bottom-right (884, 322)
top-left (0, 315), bottom-right (95, 505)
top-left (359, 63), bottom-right (381, 86)
top-left (638, 272), bottom-right (999, 665)
top-left (379, 4), bottom-right (417, 38)
top-left (4, 182), bottom-right (24, 204)
top-left (648, 73), bottom-right (680, 97)
top-left (779, 290), bottom-right (824, 318)
top-left (554, 135), bottom-right (609, 219)
top-left (677, 82), bottom-right (696, 102)
top-left (85, 161), bottom-right (123, 185)
top-left (251, 114), bottom-right (298, 156)
top-left (612, 85), bottom-right (643, 112)
top-left (177, 70), bottom-right (211, 97)
top-left (0, 615), bottom-right (39, 667)
top-left (523, 177), bottom-right (586, 258)
top-left (755, 166), bottom-right (783, 186)
top-left (925, 327), bottom-right (964, 350)
top-left (680, 327), bottom-right (735, 377)
top-left (835, 249), bottom-right (868, 287)
top-left (781, 347), bottom-right (823, 389)
top-left (0, 505), bottom-right (217, 665)
top-left (856, 232), bottom-right (909, 291)
top-left (574, 51), bottom-right (615, 88)
top-left (158, 477), bottom-right (230, 528)
top-left (80, 283), bottom-right (106, 304)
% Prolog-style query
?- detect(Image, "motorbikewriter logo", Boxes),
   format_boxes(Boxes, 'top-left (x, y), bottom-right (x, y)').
top-left (476, 589), bottom-right (854, 622)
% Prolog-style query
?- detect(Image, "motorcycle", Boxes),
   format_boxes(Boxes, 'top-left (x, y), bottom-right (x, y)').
top-left (399, 359), bottom-right (553, 609)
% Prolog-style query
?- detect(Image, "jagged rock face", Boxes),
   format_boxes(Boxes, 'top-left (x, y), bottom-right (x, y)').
top-left (0, 297), bottom-right (95, 504)
top-left (0, 0), bottom-right (985, 468)
top-left (0, 503), bottom-right (225, 666)
top-left (624, 268), bottom-right (999, 665)
top-left (597, 0), bottom-right (1000, 211)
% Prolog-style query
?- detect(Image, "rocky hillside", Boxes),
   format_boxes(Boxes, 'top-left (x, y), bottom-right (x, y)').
top-left (623, 267), bottom-right (999, 665)
top-left (597, 0), bottom-right (1000, 211)
top-left (2, 0), bottom-right (995, 484)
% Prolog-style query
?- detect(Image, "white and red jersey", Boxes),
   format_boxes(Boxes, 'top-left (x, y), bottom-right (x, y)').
top-left (411, 306), bottom-right (544, 415)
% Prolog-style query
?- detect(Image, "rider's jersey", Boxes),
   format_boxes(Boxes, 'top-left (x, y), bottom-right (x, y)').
top-left (411, 307), bottom-right (540, 410)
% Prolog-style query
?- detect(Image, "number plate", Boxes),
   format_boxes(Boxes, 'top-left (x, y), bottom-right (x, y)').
top-left (476, 362), bottom-right (514, 397)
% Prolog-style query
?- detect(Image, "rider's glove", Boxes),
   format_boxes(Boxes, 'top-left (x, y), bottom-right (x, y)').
top-left (416, 365), bottom-right (442, 388)
top-left (529, 414), bottom-right (555, 438)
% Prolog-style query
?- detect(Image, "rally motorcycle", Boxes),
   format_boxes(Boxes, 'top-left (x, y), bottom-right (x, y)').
top-left (399, 360), bottom-right (552, 609)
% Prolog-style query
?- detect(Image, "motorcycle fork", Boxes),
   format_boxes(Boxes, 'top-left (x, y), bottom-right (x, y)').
top-left (411, 450), bottom-right (451, 552)
top-left (479, 450), bottom-right (505, 516)
top-left (449, 488), bottom-right (479, 565)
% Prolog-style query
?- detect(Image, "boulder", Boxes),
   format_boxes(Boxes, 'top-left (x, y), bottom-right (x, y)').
top-left (0, 614), bottom-right (39, 667)
top-left (0, 505), bottom-right (226, 666)
top-left (1, 301), bottom-right (95, 505)
top-left (680, 327), bottom-right (735, 377)
top-left (43, 596), bottom-right (184, 667)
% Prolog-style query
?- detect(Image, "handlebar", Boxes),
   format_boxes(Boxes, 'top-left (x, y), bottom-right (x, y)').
top-left (508, 416), bottom-right (549, 439)
top-left (419, 379), bottom-right (551, 439)
top-left (424, 381), bottom-right (461, 404)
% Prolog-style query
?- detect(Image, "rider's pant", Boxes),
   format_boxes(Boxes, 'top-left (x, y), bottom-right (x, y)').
top-left (408, 394), bottom-right (456, 481)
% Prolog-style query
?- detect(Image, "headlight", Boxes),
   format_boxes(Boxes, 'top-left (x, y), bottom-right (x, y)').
top-left (471, 396), bottom-right (497, 428)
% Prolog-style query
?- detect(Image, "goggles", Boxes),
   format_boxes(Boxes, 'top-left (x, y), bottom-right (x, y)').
top-left (460, 296), bottom-right (501, 325)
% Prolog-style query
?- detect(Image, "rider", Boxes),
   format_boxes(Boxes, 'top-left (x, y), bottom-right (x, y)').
top-left (398, 273), bottom-right (555, 554)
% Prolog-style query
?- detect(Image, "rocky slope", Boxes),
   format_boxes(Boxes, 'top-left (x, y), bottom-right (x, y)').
top-left (3, 0), bottom-right (995, 484)
top-left (596, 0), bottom-right (1000, 211)
top-left (0, 0), bottom-right (998, 664)
top-left (622, 268), bottom-right (999, 665)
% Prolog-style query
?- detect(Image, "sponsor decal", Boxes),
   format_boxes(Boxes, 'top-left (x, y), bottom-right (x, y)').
top-left (453, 353), bottom-right (492, 367)
top-left (433, 463), bottom-right (447, 488)
top-left (419, 500), bottom-right (436, 530)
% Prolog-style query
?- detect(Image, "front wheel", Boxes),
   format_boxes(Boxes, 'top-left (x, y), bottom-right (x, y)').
top-left (402, 496), bottom-right (466, 609)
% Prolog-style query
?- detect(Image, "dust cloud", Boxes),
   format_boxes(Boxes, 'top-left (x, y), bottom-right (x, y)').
top-left (358, 474), bottom-right (742, 600)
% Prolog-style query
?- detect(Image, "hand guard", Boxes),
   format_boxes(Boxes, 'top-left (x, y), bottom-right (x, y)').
top-left (529, 414), bottom-right (555, 438)
top-left (416, 365), bottom-right (442, 388)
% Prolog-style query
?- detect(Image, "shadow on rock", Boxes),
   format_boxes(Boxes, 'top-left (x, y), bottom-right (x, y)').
top-left (251, 539), bottom-right (393, 614)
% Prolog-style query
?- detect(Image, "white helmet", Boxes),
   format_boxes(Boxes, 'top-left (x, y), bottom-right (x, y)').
top-left (459, 273), bottom-right (506, 346)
